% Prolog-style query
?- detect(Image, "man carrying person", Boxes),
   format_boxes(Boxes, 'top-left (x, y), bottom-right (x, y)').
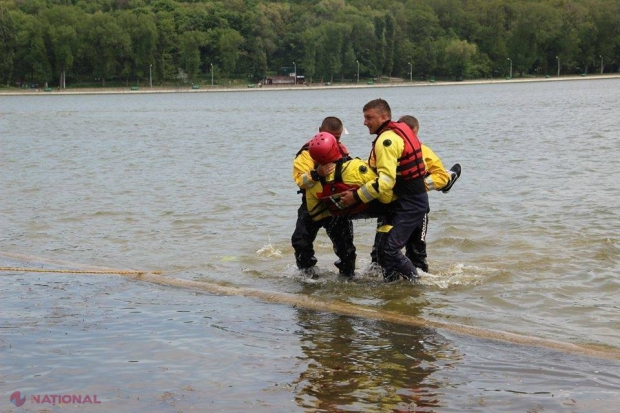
top-left (306, 120), bottom-right (460, 279)
top-left (338, 99), bottom-right (431, 282)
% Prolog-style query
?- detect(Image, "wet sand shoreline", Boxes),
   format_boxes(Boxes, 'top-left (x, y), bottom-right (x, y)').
top-left (2, 74), bottom-right (619, 96)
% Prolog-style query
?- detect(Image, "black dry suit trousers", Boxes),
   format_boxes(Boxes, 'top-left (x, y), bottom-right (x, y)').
top-left (374, 192), bottom-right (429, 281)
top-left (291, 202), bottom-right (356, 275)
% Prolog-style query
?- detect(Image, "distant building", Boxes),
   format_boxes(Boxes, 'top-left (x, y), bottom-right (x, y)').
top-left (264, 73), bottom-right (304, 85)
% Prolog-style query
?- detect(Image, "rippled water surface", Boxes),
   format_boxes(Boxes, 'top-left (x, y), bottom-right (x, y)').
top-left (2, 78), bottom-right (620, 412)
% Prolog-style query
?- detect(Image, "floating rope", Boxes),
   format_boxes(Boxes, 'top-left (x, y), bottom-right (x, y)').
top-left (128, 271), bottom-right (620, 361)
top-left (0, 267), bottom-right (162, 275)
top-left (2, 253), bottom-right (619, 361)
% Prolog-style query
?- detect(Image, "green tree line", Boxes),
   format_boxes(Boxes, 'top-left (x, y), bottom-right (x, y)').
top-left (0, 0), bottom-right (618, 88)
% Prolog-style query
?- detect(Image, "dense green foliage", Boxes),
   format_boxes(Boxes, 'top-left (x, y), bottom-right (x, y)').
top-left (0, 0), bottom-right (618, 87)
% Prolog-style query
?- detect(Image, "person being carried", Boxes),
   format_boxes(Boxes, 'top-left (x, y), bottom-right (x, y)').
top-left (291, 117), bottom-right (356, 278)
top-left (304, 131), bottom-right (393, 223)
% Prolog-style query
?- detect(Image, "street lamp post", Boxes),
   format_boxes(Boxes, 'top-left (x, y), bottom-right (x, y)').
top-left (600, 55), bottom-right (604, 75)
top-left (210, 63), bottom-right (214, 86)
top-left (507, 58), bottom-right (512, 79)
top-left (408, 62), bottom-right (412, 82)
top-left (556, 56), bottom-right (560, 77)
top-left (356, 60), bottom-right (359, 84)
top-left (293, 62), bottom-right (296, 85)
top-left (149, 64), bottom-right (152, 87)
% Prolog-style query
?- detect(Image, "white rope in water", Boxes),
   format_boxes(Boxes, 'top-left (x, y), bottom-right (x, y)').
top-left (0, 267), bottom-right (161, 275)
top-left (1, 251), bottom-right (619, 361)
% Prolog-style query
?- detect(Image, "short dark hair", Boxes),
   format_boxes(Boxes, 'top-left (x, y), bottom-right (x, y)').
top-left (320, 116), bottom-right (343, 133)
top-left (363, 98), bottom-right (391, 117)
top-left (398, 115), bottom-right (419, 132)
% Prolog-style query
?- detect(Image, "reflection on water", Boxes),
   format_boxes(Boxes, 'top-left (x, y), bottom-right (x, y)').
top-left (293, 308), bottom-right (453, 412)
top-left (6, 271), bottom-right (618, 412)
top-left (2, 78), bottom-right (620, 411)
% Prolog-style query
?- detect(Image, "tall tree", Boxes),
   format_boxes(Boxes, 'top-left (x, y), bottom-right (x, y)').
top-left (397, 2), bottom-right (442, 78)
top-left (178, 30), bottom-right (206, 81)
top-left (383, 13), bottom-right (395, 76)
top-left (0, 7), bottom-right (16, 86)
top-left (41, 6), bottom-right (82, 88)
top-left (247, 36), bottom-right (268, 81)
top-left (506, 2), bottom-right (563, 76)
top-left (463, 0), bottom-right (509, 75)
top-left (83, 12), bottom-right (132, 86)
top-left (317, 23), bottom-right (347, 82)
top-left (300, 26), bottom-right (319, 82)
top-left (118, 11), bottom-right (158, 84)
top-left (589, 0), bottom-right (620, 73)
top-left (373, 15), bottom-right (386, 76)
top-left (12, 11), bottom-right (51, 85)
top-left (217, 28), bottom-right (244, 77)
top-left (154, 10), bottom-right (177, 83)
top-left (443, 38), bottom-right (477, 79)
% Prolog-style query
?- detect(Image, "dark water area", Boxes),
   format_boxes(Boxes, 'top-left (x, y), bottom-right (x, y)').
top-left (2, 78), bottom-right (620, 411)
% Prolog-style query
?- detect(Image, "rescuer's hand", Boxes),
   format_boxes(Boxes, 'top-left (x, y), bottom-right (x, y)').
top-left (316, 163), bottom-right (335, 177)
top-left (338, 190), bottom-right (356, 207)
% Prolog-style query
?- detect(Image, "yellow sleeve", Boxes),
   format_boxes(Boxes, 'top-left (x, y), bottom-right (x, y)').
top-left (313, 159), bottom-right (388, 219)
top-left (356, 131), bottom-right (402, 204)
top-left (305, 181), bottom-right (330, 221)
top-left (292, 150), bottom-right (318, 190)
top-left (422, 144), bottom-right (450, 191)
top-left (342, 159), bottom-right (392, 203)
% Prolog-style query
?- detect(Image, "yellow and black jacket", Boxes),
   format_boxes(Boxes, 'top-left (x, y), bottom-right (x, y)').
top-left (357, 121), bottom-right (428, 203)
top-left (306, 158), bottom-right (393, 221)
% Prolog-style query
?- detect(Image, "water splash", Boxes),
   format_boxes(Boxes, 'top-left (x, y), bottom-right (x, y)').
top-left (256, 237), bottom-right (283, 258)
top-left (419, 263), bottom-right (490, 288)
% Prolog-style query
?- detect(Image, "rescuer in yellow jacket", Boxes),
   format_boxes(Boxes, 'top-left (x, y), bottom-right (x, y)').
top-left (391, 115), bottom-right (460, 272)
top-left (338, 99), bottom-right (451, 282)
top-left (291, 117), bottom-right (356, 278)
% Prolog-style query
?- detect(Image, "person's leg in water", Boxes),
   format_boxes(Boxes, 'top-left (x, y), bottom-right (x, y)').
top-left (375, 193), bottom-right (428, 282)
top-left (324, 216), bottom-right (356, 277)
top-left (291, 201), bottom-right (322, 275)
top-left (363, 201), bottom-right (388, 267)
top-left (405, 210), bottom-right (429, 273)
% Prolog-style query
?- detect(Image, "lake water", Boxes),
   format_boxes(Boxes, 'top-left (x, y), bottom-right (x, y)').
top-left (2, 78), bottom-right (620, 412)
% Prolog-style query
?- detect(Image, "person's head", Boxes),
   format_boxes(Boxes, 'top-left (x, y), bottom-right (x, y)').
top-left (308, 132), bottom-right (342, 164)
top-left (319, 116), bottom-right (347, 141)
top-left (363, 99), bottom-right (391, 134)
top-left (398, 115), bottom-right (419, 134)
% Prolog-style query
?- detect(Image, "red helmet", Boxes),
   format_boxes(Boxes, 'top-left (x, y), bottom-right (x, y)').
top-left (308, 132), bottom-right (341, 164)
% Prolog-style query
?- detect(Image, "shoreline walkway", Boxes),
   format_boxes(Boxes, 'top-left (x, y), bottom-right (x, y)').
top-left (2, 74), bottom-right (619, 97)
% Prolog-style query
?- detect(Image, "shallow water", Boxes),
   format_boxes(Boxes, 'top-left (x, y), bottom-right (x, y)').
top-left (1, 78), bottom-right (620, 411)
